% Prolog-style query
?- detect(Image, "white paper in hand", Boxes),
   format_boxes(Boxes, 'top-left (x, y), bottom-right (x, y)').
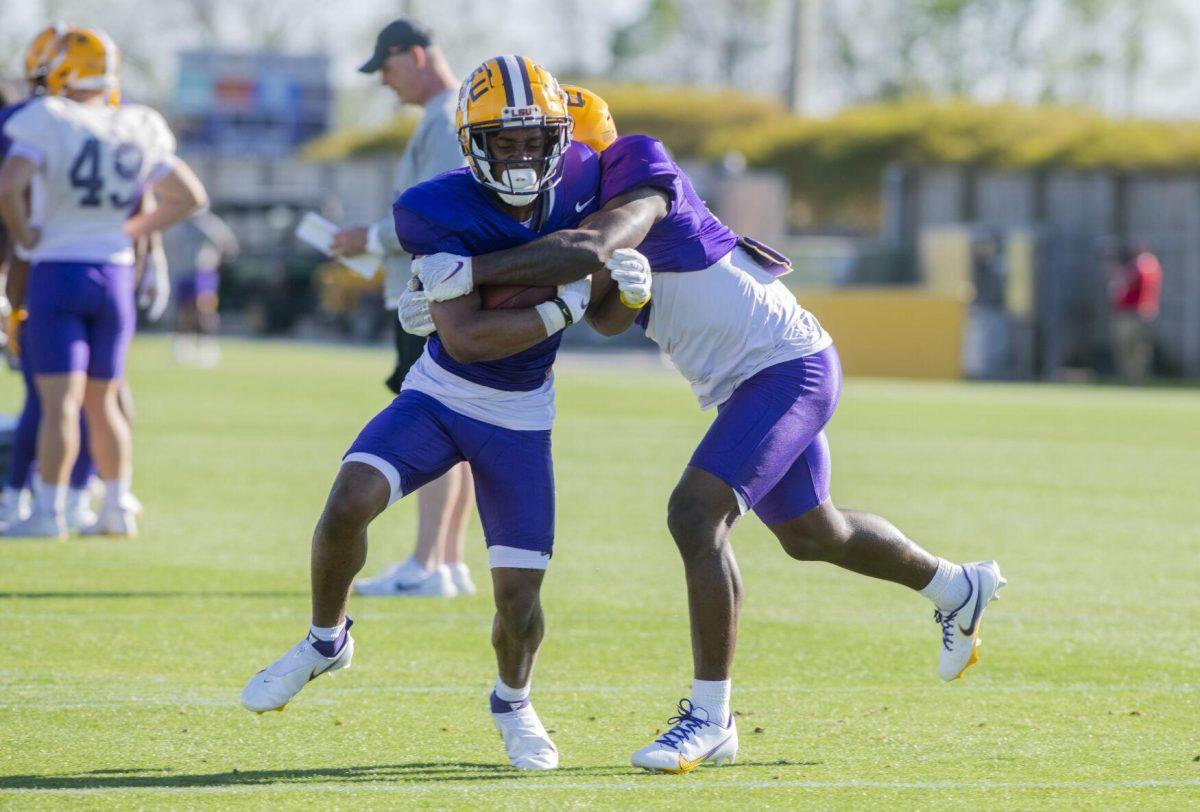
top-left (296, 212), bottom-right (382, 280)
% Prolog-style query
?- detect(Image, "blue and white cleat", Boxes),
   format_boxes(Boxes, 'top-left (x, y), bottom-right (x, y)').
top-left (490, 692), bottom-right (559, 769)
top-left (935, 560), bottom-right (1006, 681)
top-left (241, 621), bottom-right (355, 713)
top-left (631, 699), bottom-right (738, 773)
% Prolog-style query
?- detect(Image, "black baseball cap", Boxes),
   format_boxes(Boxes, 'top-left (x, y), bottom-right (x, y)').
top-left (359, 18), bottom-right (433, 73)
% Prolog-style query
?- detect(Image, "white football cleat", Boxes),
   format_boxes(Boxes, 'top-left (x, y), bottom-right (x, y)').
top-left (0, 488), bottom-right (31, 531)
top-left (632, 699), bottom-right (738, 773)
top-left (490, 692), bottom-right (559, 769)
top-left (66, 489), bottom-right (98, 533)
top-left (81, 506), bottom-right (138, 538)
top-left (1, 508), bottom-right (67, 540)
top-left (355, 561), bottom-right (457, 597)
top-left (241, 622), bottom-right (355, 713)
top-left (448, 562), bottom-right (476, 596)
top-left (935, 560), bottom-right (1006, 681)
top-left (354, 557), bottom-right (427, 594)
top-left (120, 491), bottom-right (144, 519)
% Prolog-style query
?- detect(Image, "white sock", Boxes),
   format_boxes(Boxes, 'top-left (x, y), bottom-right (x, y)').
top-left (103, 479), bottom-right (131, 511)
top-left (494, 677), bottom-right (529, 703)
top-left (308, 622), bottom-right (344, 642)
top-left (691, 678), bottom-right (731, 725)
top-left (448, 561), bottom-right (469, 574)
top-left (36, 484), bottom-right (66, 516)
top-left (920, 558), bottom-right (970, 611)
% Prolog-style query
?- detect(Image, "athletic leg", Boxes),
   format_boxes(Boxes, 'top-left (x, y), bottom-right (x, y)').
top-left (465, 416), bottom-right (558, 769)
top-left (242, 391), bottom-right (463, 712)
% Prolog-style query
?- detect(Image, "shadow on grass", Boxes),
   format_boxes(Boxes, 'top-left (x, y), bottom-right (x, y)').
top-left (0, 591), bottom-right (304, 600)
top-left (0, 760), bottom-right (818, 789)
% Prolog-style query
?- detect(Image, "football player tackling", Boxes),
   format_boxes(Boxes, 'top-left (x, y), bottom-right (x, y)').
top-left (242, 57), bottom-right (610, 771)
top-left (415, 133), bottom-right (1007, 772)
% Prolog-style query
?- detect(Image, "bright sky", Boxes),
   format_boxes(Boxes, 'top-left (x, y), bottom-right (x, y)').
top-left (5, 0), bottom-right (1200, 121)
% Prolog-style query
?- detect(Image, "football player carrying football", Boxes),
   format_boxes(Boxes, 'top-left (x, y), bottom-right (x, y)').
top-left (415, 125), bottom-right (1006, 774)
top-left (242, 57), bottom-right (617, 771)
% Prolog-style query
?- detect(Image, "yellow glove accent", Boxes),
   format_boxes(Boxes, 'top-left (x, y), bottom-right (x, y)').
top-left (619, 291), bottom-right (650, 309)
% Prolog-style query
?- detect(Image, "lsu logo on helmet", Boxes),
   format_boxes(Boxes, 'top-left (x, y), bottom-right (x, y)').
top-left (43, 27), bottom-right (120, 98)
top-left (23, 22), bottom-right (69, 89)
top-left (456, 55), bottom-right (572, 206)
top-left (561, 85), bottom-right (618, 153)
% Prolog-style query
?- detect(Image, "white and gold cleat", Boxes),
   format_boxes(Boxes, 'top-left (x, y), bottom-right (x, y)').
top-left (631, 699), bottom-right (738, 774)
top-left (935, 560), bottom-right (1006, 681)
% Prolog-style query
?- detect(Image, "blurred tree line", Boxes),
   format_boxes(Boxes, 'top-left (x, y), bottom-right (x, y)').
top-left (3, 0), bottom-right (1195, 120)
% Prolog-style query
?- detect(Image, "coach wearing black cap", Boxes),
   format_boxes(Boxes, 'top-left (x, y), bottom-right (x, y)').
top-left (333, 19), bottom-right (475, 600)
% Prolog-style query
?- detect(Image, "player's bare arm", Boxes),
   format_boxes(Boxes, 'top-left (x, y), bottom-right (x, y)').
top-left (4, 251), bottom-right (29, 311)
top-left (429, 293), bottom-right (563, 363)
top-left (417, 188), bottom-right (668, 300)
top-left (123, 158), bottom-right (208, 241)
top-left (585, 267), bottom-right (639, 336)
top-left (0, 155), bottom-right (40, 250)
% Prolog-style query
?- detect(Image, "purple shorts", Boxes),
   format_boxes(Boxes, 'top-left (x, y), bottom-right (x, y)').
top-left (175, 269), bottom-right (219, 303)
top-left (690, 346), bottom-right (842, 526)
top-left (25, 261), bottom-right (135, 380)
top-left (345, 390), bottom-right (554, 568)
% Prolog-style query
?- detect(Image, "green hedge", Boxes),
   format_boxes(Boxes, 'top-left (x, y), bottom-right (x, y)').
top-left (703, 100), bottom-right (1200, 225)
top-left (304, 88), bottom-right (1200, 227)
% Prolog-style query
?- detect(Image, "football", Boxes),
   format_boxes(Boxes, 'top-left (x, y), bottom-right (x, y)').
top-left (479, 284), bottom-right (556, 310)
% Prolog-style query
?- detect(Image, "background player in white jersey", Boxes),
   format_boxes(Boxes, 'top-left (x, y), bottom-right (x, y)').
top-left (0, 27), bottom-right (207, 538)
top-left (416, 133), bottom-right (1005, 772)
top-left (0, 23), bottom-right (102, 533)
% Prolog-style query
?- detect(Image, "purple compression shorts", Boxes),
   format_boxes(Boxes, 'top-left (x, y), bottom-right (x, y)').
top-left (344, 390), bottom-right (554, 568)
top-left (25, 261), bottom-right (134, 380)
top-left (689, 346), bottom-right (842, 525)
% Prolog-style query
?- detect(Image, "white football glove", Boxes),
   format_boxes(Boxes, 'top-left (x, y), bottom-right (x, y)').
top-left (414, 253), bottom-right (474, 302)
top-left (606, 247), bottom-right (652, 308)
top-left (397, 286), bottom-right (435, 337)
top-left (137, 244), bottom-right (171, 322)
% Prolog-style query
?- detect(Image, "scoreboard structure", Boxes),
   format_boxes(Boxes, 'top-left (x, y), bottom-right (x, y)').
top-left (172, 50), bottom-right (331, 157)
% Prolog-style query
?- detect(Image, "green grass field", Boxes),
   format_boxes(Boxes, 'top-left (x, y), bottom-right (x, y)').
top-left (1, 337), bottom-right (1198, 809)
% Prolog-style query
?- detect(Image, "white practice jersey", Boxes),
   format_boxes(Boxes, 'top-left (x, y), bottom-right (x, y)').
top-left (645, 246), bottom-right (833, 410)
top-left (402, 350), bottom-right (556, 433)
top-left (3, 96), bottom-right (176, 265)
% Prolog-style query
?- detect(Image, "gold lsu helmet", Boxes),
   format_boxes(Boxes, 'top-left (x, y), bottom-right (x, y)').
top-left (43, 27), bottom-right (120, 98)
top-left (561, 85), bottom-right (618, 153)
top-left (457, 55), bottom-right (572, 205)
top-left (23, 22), bottom-right (70, 90)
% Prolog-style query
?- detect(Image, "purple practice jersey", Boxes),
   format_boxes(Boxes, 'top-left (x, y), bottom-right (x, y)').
top-left (598, 134), bottom-right (739, 274)
top-left (393, 140), bottom-right (601, 392)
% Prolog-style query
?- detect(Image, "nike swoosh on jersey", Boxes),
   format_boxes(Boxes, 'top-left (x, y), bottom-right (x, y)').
top-left (575, 196), bottom-right (596, 212)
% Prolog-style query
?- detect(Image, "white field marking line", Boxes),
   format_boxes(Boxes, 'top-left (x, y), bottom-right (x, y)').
top-left (1, 682), bottom-right (1196, 710)
top-left (2, 779), bottom-right (1199, 796)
